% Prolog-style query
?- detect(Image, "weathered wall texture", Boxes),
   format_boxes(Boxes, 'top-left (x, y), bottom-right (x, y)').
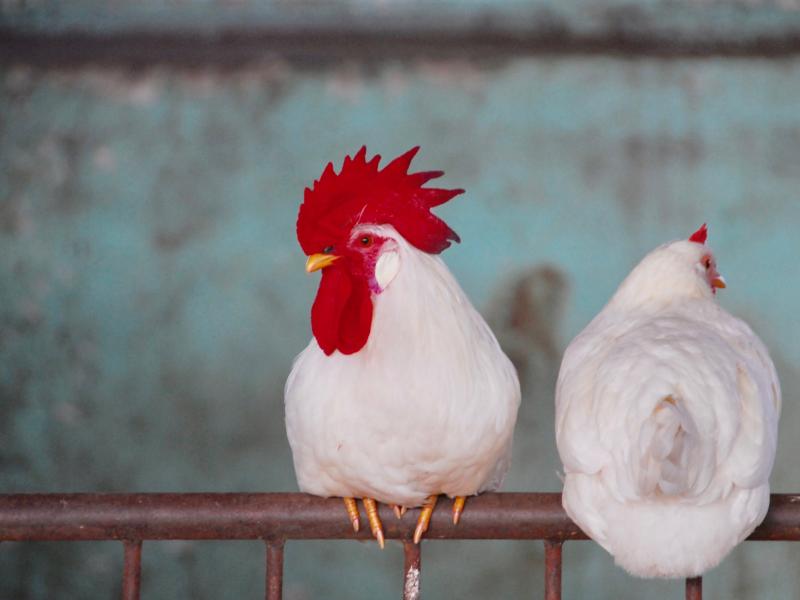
top-left (2, 4), bottom-right (800, 597)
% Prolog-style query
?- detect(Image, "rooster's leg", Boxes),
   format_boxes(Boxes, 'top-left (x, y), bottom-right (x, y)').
top-left (343, 497), bottom-right (360, 532)
top-left (413, 495), bottom-right (438, 544)
top-left (452, 496), bottom-right (467, 525)
top-left (362, 498), bottom-right (385, 549)
top-left (393, 505), bottom-right (407, 519)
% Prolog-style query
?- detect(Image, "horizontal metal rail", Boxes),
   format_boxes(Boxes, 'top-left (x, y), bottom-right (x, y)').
top-left (1, 492), bottom-right (798, 600)
top-left (1, 492), bottom-right (799, 541)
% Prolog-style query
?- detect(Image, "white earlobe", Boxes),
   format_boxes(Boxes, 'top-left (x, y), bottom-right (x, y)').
top-left (375, 250), bottom-right (400, 290)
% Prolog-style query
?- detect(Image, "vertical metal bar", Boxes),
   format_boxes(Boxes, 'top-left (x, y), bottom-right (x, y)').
top-left (686, 576), bottom-right (702, 600)
top-left (266, 540), bottom-right (285, 600)
top-left (544, 540), bottom-right (563, 600)
top-left (121, 540), bottom-right (142, 600)
top-left (402, 541), bottom-right (421, 600)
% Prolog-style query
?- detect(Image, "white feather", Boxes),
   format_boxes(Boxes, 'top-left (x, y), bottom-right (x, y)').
top-left (285, 225), bottom-right (521, 507)
top-left (556, 239), bottom-right (781, 578)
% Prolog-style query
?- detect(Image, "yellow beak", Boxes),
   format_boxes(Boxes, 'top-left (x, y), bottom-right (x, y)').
top-left (305, 253), bottom-right (340, 273)
top-left (712, 275), bottom-right (727, 289)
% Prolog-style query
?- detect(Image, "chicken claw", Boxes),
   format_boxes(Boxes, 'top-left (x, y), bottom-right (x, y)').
top-left (393, 505), bottom-right (407, 519)
top-left (452, 496), bottom-right (466, 525)
top-left (363, 498), bottom-right (385, 549)
top-left (413, 495), bottom-right (438, 544)
top-left (343, 497), bottom-right (360, 532)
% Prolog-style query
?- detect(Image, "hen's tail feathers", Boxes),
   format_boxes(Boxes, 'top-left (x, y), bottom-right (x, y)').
top-left (637, 395), bottom-right (698, 497)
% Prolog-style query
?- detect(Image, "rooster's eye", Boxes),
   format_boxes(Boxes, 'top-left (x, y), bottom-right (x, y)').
top-left (323, 246), bottom-right (334, 253)
top-left (703, 257), bottom-right (712, 269)
top-left (360, 236), bottom-right (373, 247)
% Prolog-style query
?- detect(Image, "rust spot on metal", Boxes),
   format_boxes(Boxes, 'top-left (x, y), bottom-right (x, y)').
top-left (544, 540), bottom-right (563, 600)
top-left (685, 576), bottom-right (702, 600)
top-left (121, 540), bottom-right (142, 600)
top-left (402, 541), bottom-right (421, 600)
top-left (265, 540), bottom-right (284, 600)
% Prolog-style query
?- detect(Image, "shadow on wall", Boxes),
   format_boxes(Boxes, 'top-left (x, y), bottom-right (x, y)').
top-left (487, 264), bottom-right (569, 492)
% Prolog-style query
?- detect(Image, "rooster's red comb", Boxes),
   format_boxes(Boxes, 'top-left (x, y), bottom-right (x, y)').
top-left (689, 223), bottom-right (708, 244)
top-left (297, 146), bottom-right (463, 255)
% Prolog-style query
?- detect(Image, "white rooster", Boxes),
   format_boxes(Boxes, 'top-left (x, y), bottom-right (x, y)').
top-left (556, 224), bottom-right (781, 578)
top-left (285, 147), bottom-right (520, 546)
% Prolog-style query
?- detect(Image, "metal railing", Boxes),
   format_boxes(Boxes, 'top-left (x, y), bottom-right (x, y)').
top-left (1, 492), bottom-right (798, 600)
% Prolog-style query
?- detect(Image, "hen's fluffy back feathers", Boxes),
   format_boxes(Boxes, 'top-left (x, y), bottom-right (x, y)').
top-left (556, 241), bottom-right (780, 578)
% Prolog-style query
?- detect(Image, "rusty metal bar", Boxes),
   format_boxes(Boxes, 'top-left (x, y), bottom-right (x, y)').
top-left (686, 576), bottom-right (702, 600)
top-left (544, 540), bottom-right (562, 600)
top-left (0, 493), bottom-right (798, 543)
top-left (265, 540), bottom-right (284, 600)
top-left (121, 540), bottom-right (142, 600)
top-left (0, 492), bottom-right (582, 541)
top-left (402, 541), bottom-right (421, 600)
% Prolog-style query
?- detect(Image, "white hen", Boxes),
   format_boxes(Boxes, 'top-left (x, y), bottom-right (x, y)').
top-left (285, 147), bottom-right (520, 545)
top-left (556, 224), bottom-right (781, 578)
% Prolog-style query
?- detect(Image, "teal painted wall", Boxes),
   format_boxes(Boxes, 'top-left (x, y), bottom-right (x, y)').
top-left (2, 9), bottom-right (800, 598)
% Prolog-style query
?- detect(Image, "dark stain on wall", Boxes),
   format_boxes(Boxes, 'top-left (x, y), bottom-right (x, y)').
top-left (0, 199), bottom-right (24, 235)
top-left (622, 134), bottom-right (704, 165)
top-left (0, 367), bottom-right (32, 474)
top-left (487, 265), bottom-right (569, 492)
top-left (488, 264), bottom-right (568, 389)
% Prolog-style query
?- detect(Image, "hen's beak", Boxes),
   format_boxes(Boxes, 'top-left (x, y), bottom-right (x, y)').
top-left (712, 275), bottom-right (727, 289)
top-left (305, 253), bottom-right (339, 273)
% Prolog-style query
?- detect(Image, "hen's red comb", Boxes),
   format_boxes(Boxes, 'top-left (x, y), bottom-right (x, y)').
top-left (689, 223), bottom-right (708, 244)
top-left (297, 146), bottom-right (463, 255)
